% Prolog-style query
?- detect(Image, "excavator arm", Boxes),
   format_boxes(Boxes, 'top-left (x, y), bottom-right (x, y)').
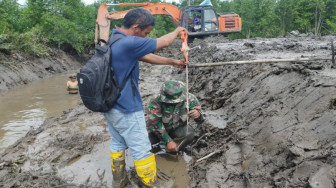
top-left (95, 3), bottom-right (182, 43)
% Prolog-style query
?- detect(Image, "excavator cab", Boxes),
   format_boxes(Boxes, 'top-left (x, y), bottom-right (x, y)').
top-left (179, 5), bottom-right (241, 38)
top-left (180, 6), bottom-right (219, 37)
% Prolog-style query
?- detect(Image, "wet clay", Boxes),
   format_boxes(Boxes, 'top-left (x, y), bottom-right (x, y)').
top-left (1, 33), bottom-right (336, 187)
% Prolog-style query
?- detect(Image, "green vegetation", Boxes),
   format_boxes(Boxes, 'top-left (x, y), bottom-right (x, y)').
top-left (0, 0), bottom-right (335, 56)
top-left (0, 0), bottom-right (98, 56)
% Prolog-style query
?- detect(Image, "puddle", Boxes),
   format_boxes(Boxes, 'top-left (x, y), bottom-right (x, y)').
top-left (156, 154), bottom-right (190, 188)
top-left (0, 72), bottom-right (80, 151)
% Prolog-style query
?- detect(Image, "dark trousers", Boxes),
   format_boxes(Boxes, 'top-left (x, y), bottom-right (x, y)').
top-left (148, 125), bottom-right (195, 153)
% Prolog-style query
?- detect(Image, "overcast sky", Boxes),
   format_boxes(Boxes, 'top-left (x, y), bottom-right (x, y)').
top-left (18, 0), bottom-right (180, 6)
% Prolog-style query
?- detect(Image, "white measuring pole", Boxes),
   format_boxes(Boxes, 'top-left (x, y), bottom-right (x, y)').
top-left (179, 31), bottom-right (189, 151)
top-left (186, 64), bottom-right (189, 135)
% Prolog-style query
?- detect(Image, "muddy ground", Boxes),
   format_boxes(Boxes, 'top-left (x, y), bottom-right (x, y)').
top-left (0, 49), bottom-right (84, 93)
top-left (1, 32), bottom-right (336, 187)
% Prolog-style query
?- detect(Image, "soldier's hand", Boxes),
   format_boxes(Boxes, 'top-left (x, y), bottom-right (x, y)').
top-left (167, 141), bottom-right (178, 152)
top-left (189, 109), bottom-right (200, 119)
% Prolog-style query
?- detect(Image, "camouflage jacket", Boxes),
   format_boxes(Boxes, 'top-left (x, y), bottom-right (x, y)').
top-left (147, 93), bottom-right (205, 144)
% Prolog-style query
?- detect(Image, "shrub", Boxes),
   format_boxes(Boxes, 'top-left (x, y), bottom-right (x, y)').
top-left (15, 27), bottom-right (50, 57)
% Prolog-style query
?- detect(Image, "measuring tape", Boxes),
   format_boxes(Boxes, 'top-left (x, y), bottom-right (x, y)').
top-left (180, 31), bottom-right (190, 145)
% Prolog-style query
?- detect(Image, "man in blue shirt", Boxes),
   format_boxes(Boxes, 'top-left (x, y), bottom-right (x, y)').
top-left (192, 14), bottom-right (200, 25)
top-left (104, 8), bottom-right (187, 188)
top-left (189, 14), bottom-right (201, 32)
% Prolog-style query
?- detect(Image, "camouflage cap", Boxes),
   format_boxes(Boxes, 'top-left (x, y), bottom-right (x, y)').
top-left (159, 80), bottom-right (186, 103)
top-left (69, 74), bottom-right (76, 78)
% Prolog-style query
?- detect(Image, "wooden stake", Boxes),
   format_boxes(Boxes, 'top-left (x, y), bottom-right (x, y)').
top-left (189, 57), bottom-right (331, 67)
top-left (196, 149), bottom-right (221, 163)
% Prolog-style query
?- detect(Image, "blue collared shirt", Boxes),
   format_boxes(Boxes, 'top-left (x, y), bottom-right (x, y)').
top-left (110, 29), bottom-right (157, 113)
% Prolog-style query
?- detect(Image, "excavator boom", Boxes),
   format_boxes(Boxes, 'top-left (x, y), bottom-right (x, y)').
top-left (107, 3), bottom-right (181, 25)
top-left (96, 3), bottom-right (181, 43)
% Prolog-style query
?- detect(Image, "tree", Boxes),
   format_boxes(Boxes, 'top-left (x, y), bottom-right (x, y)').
top-left (231, 0), bottom-right (256, 38)
top-left (276, 0), bottom-right (295, 34)
top-left (0, 0), bottom-right (21, 33)
top-left (325, 0), bottom-right (336, 34)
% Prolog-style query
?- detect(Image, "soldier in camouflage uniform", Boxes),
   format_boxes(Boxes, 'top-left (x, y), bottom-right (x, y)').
top-left (147, 80), bottom-right (205, 153)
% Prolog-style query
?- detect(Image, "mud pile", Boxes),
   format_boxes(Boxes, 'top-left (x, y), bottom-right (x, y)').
top-left (184, 34), bottom-right (336, 187)
top-left (0, 49), bottom-right (83, 93)
top-left (1, 33), bottom-right (336, 187)
top-left (0, 105), bottom-right (111, 187)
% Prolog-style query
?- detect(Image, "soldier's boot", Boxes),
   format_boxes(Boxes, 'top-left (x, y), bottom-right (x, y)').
top-left (110, 151), bottom-right (130, 188)
top-left (134, 154), bottom-right (158, 187)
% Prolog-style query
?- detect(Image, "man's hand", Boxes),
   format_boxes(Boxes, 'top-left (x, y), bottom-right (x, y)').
top-left (172, 59), bottom-right (187, 69)
top-left (189, 109), bottom-right (200, 119)
top-left (175, 27), bottom-right (187, 37)
top-left (157, 27), bottom-right (187, 50)
top-left (167, 141), bottom-right (178, 152)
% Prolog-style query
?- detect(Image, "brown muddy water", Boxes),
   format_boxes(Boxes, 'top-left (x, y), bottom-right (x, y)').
top-left (156, 153), bottom-right (191, 188)
top-left (0, 72), bottom-right (80, 151)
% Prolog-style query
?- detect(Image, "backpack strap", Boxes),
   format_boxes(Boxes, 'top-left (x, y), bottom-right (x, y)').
top-left (109, 33), bottom-right (137, 96)
top-left (107, 33), bottom-right (125, 47)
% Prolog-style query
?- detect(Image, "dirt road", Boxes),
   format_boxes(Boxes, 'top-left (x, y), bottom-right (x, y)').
top-left (1, 33), bottom-right (336, 187)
